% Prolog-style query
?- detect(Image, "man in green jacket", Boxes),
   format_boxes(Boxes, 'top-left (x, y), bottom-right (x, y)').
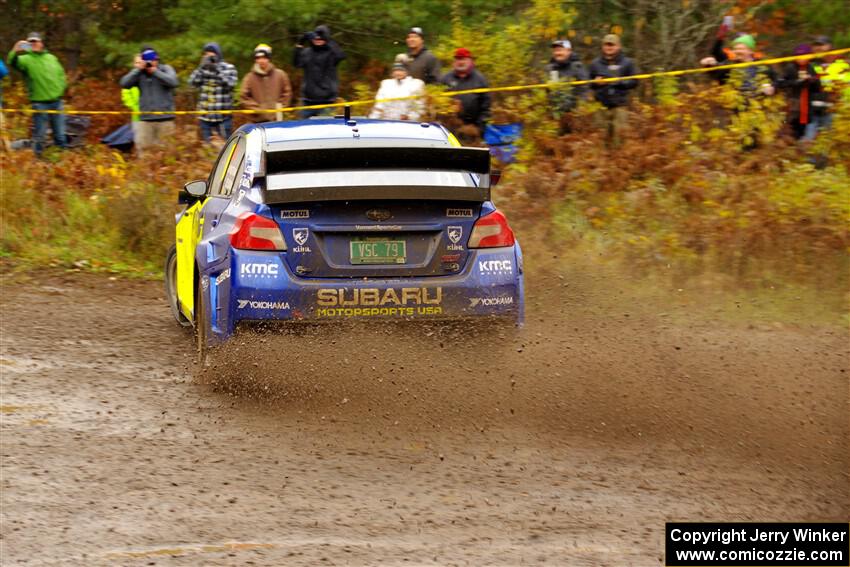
top-left (7, 32), bottom-right (67, 155)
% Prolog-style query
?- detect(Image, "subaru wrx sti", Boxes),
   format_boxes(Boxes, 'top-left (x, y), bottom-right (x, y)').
top-left (164, 116), bottom-right (524, 357)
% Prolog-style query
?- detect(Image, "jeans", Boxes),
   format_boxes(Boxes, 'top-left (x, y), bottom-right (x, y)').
top-left (803, 113), bottom-right (832, 142)
top-left (199, 116), bottom-right (233, 142)
top-left (32, 100), bottom-right (66, 156)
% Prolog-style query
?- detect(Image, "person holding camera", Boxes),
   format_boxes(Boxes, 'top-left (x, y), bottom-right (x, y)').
top-left (188, 42), bottom-right (238, 143)
top-left (119, 47), bottom-right (179, 155)
top-left (7, 32), bottom-right (67, 156)
top-left (293, 25), bottom-right (345, 119)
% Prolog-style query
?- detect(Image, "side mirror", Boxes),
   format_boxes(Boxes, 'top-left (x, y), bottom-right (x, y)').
top-left (179, 180), bottom-right (207, 204)
top-left (184, 180), bottom-right (207, 196)
top-left (490, 170), bottom-right (502, 187)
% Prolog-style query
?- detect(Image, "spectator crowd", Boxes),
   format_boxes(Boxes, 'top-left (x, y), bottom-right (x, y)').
top-left (4, 24), bottom-right (849, 156)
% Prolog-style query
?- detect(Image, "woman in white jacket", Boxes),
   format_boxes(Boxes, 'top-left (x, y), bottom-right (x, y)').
top-left (369, 58), bottom-right (425, 121)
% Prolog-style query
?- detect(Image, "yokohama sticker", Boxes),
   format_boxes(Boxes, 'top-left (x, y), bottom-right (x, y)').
top-left (237, 299), bottom-right (290, 310)
top-left (469, 296), bottom-right (514, 307)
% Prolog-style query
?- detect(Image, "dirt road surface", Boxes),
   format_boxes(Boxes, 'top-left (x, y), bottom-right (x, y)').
top-left (1, 272), bottom-right (847, 566)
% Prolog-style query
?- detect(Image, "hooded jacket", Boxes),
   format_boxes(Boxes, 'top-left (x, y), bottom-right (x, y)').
top-left (188, 42), bottom-right (238, 122)
top-left (439, 67), bottom-right (491, 131)
top-left (240, 62), bottom-right (292, 122)
top-left (588, 51), bottom-right (638, 108)
top-left (119, 62), bottom-right (179, 121)
top-left (407, 46), bottom-right (441, 84)
top-left (293, 25), bottom-right (346, 102)
top-left (545, 52), bottom-right (588, 112)
top-left (7, 48), bottom-right (66, 102)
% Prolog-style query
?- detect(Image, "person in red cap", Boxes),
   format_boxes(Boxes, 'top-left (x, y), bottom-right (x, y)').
top-left (439, 47), bottom-right (491, 143)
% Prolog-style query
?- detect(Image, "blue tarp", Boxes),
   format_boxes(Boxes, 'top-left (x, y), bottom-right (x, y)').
top-left (484, 123), bottom-right (522, 164)
top-left (100, 123), bottom-right (134, 152)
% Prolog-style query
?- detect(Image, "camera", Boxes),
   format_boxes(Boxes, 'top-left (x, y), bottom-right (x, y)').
top-left (145, 61), bottom-right (153, 68)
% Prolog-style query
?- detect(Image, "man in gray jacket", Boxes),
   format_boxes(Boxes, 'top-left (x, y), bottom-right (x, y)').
top-left (405, 27), bottom-right (441, 84)
top-left (119, 47), bottom-right (179, 154)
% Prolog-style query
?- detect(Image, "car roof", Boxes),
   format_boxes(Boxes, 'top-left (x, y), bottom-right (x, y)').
top-left (251, 118), bottom-right (453, 147)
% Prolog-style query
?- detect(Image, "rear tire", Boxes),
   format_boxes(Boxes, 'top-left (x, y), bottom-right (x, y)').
top-left (164, 245), bottom-right (192, 327)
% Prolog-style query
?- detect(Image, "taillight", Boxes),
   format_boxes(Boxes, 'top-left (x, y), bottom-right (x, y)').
top-left (468, 210), bottom-right (515, 248)
top-left (229, 213), bottom-right (287, 251)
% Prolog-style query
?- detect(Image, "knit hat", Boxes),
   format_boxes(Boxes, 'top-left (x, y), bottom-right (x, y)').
top-left (202, 42), bottom-right (223, 59)
top-left (141, 48), bottom-right (159, 62)
top-left (253, 43), bottom-right (272, 58)
top-left (731, 34), bottom-right (756, 50)
top-left (454, 47), bottom-right (473, 59)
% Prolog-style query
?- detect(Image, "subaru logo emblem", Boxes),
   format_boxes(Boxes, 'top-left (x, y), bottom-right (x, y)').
top-left (366, 208), bottom-right (392, 221)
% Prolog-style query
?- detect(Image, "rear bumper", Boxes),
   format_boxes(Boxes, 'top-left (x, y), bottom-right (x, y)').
top-left (201, 245), bottom-right (524, 344)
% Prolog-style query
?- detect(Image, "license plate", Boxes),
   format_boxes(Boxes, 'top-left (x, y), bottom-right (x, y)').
top-left (350, 239), bottom-right (406, 264)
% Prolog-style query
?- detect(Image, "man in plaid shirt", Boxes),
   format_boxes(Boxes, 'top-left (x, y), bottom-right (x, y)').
top-left (189, 42), bottom-right (238, 142)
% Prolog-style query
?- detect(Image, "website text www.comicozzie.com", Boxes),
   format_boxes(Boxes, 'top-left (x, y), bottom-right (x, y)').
top-left (665, 523), bottom-right (849, 567)
top-left (673, 548), bottom-right (844, 564)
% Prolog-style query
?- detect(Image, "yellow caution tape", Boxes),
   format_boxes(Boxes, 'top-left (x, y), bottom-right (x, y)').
top-left (1, 48), bottom-right (847, 116)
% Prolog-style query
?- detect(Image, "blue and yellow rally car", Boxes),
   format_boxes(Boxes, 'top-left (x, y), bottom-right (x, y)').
top-left (165, 116), bottom-right (524, 356)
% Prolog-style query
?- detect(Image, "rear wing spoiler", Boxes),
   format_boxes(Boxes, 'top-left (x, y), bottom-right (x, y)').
top-left (259, 144), bottom-right (493, 204)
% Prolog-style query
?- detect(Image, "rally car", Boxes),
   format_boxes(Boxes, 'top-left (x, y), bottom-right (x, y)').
top-left (164, 115), bottom-right (524, 358)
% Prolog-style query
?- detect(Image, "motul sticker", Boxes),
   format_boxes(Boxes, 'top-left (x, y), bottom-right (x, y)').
top-left (447, 208), bottom-right (473, 218)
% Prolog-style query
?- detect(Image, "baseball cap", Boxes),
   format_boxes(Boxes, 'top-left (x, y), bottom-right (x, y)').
top-left (253, 43), bottom-right (272, 58)
top-left (141, 48), bottom-right (159, 62)
top-left (26, 32), bottom-right (42, 42)
top-left (551, 39), bottom-right (572, 49)
top-left (454, 47), bottom-right (473, 59)
top-left (602, 34), bottom-right (621, 45)
top-left (408, 27), bottom-right (424, 38)
top-left (812, 35), bottom-right (831, 45)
